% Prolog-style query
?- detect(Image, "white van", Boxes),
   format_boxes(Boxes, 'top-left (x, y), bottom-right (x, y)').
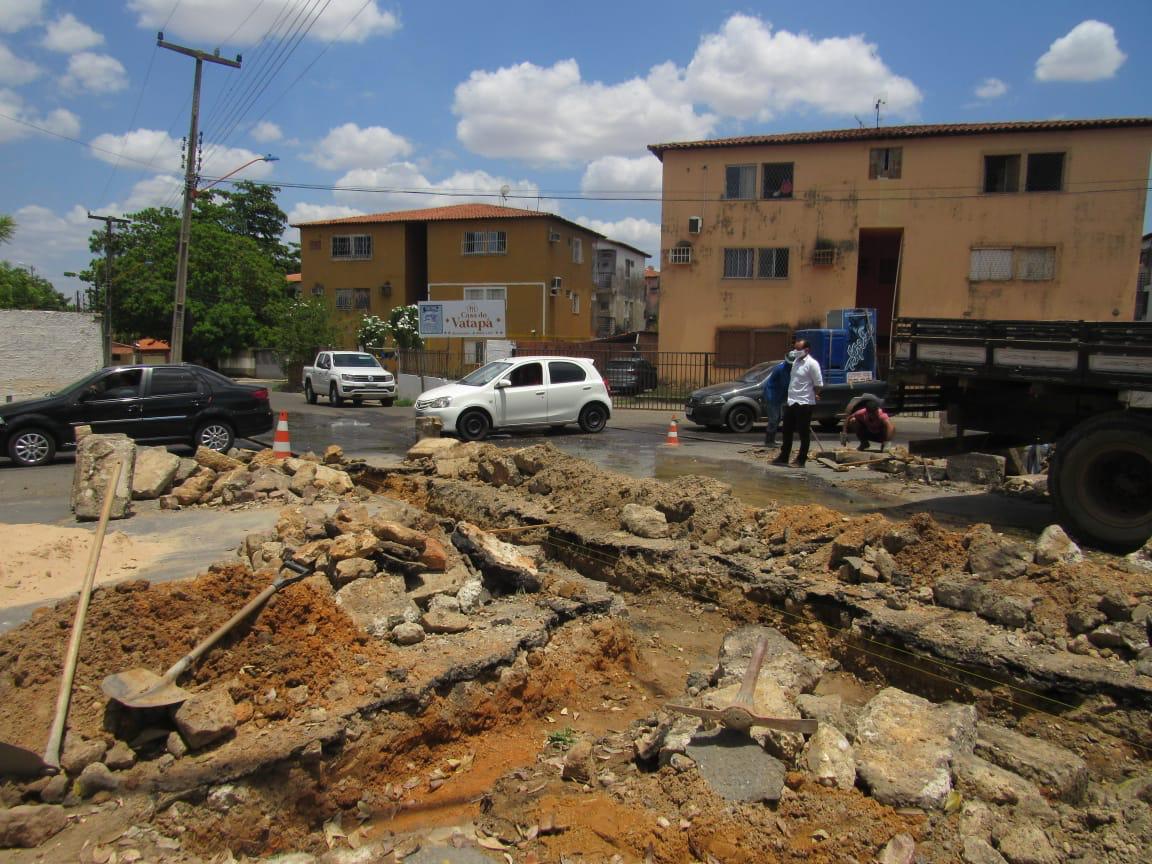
top-left (415, 356), bottom-right (612, 441)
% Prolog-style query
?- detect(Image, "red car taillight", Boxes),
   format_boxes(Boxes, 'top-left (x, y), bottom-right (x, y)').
top-left (252, 388), bottom-right (270, 401)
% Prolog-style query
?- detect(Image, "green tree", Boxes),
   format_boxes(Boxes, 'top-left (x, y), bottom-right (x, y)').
top-left (357, 314), bottom-right (389, 349)
top-left (0, 214), bottom-right (14, 246)
top-left (268, 296), bottom-right (338, 372)
top-left (0, 261), bottom-right (71, 310)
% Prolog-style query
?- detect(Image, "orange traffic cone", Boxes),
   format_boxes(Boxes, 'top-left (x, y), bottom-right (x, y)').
top-left (664, 416), bottom-right (680, 447)
top-left (272, 411), bottom-right (292, 458)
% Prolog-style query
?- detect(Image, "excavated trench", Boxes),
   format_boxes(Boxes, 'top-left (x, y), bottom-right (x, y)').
top-left (1, 439), bottom-right (1150, 863)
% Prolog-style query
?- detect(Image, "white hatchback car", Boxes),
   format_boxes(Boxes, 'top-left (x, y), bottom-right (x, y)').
top-left (415, 356), bottom-right (612, 441)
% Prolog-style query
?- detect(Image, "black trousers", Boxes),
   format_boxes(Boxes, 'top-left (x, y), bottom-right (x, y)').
top-left (779, 403), bottom-right (814, 464)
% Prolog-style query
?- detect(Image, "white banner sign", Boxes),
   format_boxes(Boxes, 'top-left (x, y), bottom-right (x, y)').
top-left (418, 301), bottom-right (506, 338)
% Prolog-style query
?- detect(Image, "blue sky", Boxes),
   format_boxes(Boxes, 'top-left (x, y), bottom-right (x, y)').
top-left (1, 1), bottom-right (1149, 301)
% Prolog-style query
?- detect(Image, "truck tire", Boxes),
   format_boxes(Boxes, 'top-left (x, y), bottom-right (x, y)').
top-left (328, 383), bottom-right (344, 406)
top-left (1049, 412), bottom-right (1152, 552)
top-left (304, 380), bottom-right (317, 404)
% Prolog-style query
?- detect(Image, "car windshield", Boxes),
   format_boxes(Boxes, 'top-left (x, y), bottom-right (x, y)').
top-left (739, 361), bottom-right (778, 383)
top-left (333, 353), bottom-right (381, 368)
top-left (459, 361), bottom-right (513, 386)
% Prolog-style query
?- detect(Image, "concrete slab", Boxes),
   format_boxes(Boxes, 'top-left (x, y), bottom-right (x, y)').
top-left (407, 847), bottom-right (501, 863)
top-left (685, 728), bottom-right (786, 802)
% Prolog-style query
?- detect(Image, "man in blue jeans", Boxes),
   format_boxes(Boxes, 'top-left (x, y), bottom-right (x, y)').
top-left (762, 350), bottom-right (797, 446)
top-left (773, 339), bottom-right (823, 468)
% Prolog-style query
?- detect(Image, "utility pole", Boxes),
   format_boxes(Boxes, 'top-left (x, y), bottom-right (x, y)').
top-left (158, 31), bottom-right (241, 364)
top-left (88, 212), bottom-right (130, 366)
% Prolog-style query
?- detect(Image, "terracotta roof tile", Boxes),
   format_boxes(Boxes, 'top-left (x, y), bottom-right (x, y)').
top-left (291, 203), bottom-right (603, 238)
top-left (286, 273), bottom-right (302, 282)
top-left (648, 117), bottom-right (1152, 159)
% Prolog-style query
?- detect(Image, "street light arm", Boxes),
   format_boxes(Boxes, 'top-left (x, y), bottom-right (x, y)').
top-left (195, 155), bottom-right (278, 197)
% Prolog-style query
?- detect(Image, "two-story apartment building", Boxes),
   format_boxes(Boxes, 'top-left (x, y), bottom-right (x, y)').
top-left (592, 239), bottom-right (650, 337)
top-left (649, 118), bottom-right (1152, 367)
top-left (293, 204), bottom-right (605, 351)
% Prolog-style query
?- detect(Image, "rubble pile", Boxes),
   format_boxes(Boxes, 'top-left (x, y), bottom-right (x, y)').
top-left (0, 437), bottom-right (1148, 862)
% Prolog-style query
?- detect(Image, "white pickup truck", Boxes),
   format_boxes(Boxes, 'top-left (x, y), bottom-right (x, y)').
top-left (302, 351), bottom-right (396, 406)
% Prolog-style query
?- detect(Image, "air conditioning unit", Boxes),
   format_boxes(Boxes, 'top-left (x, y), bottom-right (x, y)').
top-left (687, 216), bottom-right (702, 234)
top-left (548, 230), bottom-right (561, 242)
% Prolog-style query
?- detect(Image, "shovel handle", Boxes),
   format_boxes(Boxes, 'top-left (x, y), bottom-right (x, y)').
top-left (43, 460), bottom-right (123, 770)
top-left (734, 636), bottom-right (769, 708)
top-left (159, 558), bottom-right (313, 686)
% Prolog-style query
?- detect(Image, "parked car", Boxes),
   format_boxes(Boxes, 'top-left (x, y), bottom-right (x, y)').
top-left (0, 364), bottom-right (274, 467)
top-left (603, 356), bottom-right (658, 395)
top-left (303, 351), bottom-right (396, 406)
top-left (684, 361), bottom-right (889, 433)
top-left (415, 356), bottom-right (612, 441)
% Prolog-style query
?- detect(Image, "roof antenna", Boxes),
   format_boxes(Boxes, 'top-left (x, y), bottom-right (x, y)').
top-left (499, 184), bottom-right (510, 205)
top-left (874, 97), bottom-right (886, 128)
top-left (854, 115), bottom-right (866, 129)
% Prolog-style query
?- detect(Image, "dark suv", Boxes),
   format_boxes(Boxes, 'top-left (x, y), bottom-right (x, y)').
top-left (0, 364), bottom-right (274, 466)
top-left (603, 357), bottom-right (659, 395)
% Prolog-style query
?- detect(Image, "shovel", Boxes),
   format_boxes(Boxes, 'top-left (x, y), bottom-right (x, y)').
top-left (0, 460), bottom-right (123, 777)
top-left (101, 556), bottom-right (312, 709)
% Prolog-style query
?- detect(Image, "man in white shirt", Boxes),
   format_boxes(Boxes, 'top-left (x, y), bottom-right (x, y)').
top-left (772, 339), bottom-right (823, 468)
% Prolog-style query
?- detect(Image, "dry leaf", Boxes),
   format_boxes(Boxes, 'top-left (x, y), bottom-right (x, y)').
top-left (91, 848), bottom-right (114, 864)
top-left (429, 778), bottom-right (445, 792)
top-left (560, 707), bottom-right (569, 716)
top-left (323, 816), bottom-right (347, 849)
top-left (120, 852), bottom-right (142, 864)
top-left (347, 828), bottom-right (363, 849)
top-left (477, 835), bottom-right (508, 851)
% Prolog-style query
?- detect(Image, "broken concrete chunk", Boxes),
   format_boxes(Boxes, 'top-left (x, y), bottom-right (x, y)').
top-left (131, 446), bottom-right (181, 499)
top-left (313, 464), bottom-right (354, 494)
top-left (406, 437), bottom-right (461, 459)
top-left (414, 416), bottom-right (442, 440)
top-left (391, 622), bottom-right (426, 645)
top-left (974, 723), bottom-right (1087, 803)
top-left (331, 557), bottom-right (377, 587)
top-left (477, 452), bottom-right (523, 487)
top-left (803, 723), bottom-right (856, 789)
top-left (173, 689), bottom-right (237, 750)
top-left (335, 573), bottom-right (412, 637)
top-left (456, 577), bottom-right (491, 613)
top-left (104, 740), bottom-right (136, 771)
top-left (407, 566), bottom-right (469, 608)
top-left (0, 804), bottom-right (68, 848)
top-left (420, 609), bottom-right (471, 634)
top-left (620, 503), bottom-right (670, 539)
top-left (328, 530), bottom-right (380, 562)
top-left (72, 433), bottom-right (136, 520)
top-left (249, 467), bottom-right (292, 494)
top-left (1066, 606), bottom-right (1107, 635)
top-left (953, 753), bottom-right (1042, 806)
top-left (854, 688), bottom-right (977, 810)
top-left (966, 526), bottom-right (1032, 579)
top-left (561, 738), bottom-right (594, 784)
top-left (77, 762), bottom-right (120, 797)
top-left (713, 626), bottom-right (823, 696)
top-left (1098, 591), bottom-right (1134, 622)
top-left (370, 519), bottom-right (428, 552)
top-left (1033, 524), bottom-right (1083, 566)
top-left (946, 453), bottom-right (1006, 485)
top-left (686, 727), bottom-right (787, 802)
top-left (60, 735), bottom-right (107, 776)
top-left (962, 836), bottom-right (1008, 864)
top-left (995, 822), bottom-right (1060, 864)
top-left (289, 462), bottom-right (318, 495)
top-left (1087, 622), bottom-right (1149, 654)
top-left (451, 521), bottom-right (540, 592)
top-left (419, 537), bottom-right (448, 571)
top-left (876, 834), bottom-right (916, 864)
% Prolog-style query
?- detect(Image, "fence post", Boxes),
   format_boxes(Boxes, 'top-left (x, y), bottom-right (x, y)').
top-left (703, 353), bottom-right (709, 387)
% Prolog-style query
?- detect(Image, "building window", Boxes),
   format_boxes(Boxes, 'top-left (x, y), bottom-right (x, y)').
top-left (758, 247), bottom-right (789, 279)
top-left (724, 164), bottom-right (756, 200)
top-left (983, 155), bottom-right (1021, 193)
top-left (462, 231), bottom-right (507, 255)
top-left (869, 147), bottom-right (902, 179)
top-left (969, 249), bottom-right (1013, 281)
top-left (668, 244), bottom-right (692, 264)
top-left (1025, 153), bottom-right (1065, 192)
top-left (572, 237), bottom-right (583, 264)
top-left (335, 288), bottom-right (354, 309)
top-left (463, 341), bottom-right (485, 365)
top-left (311, 283), bottom-right (324, 296)
top-left (1016, 247), bottom-right (1056, 281)
top-left (464, 286), bottom-right (506, 301)
top-left (761, 163), bottom-right (794, 198)
top-left (353, 288), bottom-right (371, 311)
top-left (723, 248), bottom-right (755, 279)
top-left (570, 292), bottom-right (580, 314)
top-left (331, 234), bottom-right (372, 260)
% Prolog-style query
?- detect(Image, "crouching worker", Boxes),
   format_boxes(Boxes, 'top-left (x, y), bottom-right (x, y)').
top-left (840, 396), bottom-right (894, 451)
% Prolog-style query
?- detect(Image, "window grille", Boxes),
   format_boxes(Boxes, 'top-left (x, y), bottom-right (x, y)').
top-left (869, 148), bottom-right (902, 179)
top-left (969, 248), bottom-right (1013, 281)
top-left (668, 245), bottom-right (692, 264)
top-left (810, 248), bottom-right (835, 267)
top-left (335, 288), bottom-right (354, 309)
top-left (462, 231), bottom-right (507, 255)
top-left (723, 248), bottom-right (755, 279)
top-left (354, 288), bottom-right (371, 310)
top-left (332, 234), bottom-right (371, 259)
top-left (761, 163), bottom-right (794, 198)
top-left (759, 247), bottom-right (790, 277)
top-left (464, 286), bottom-right (506, 301)
top-left (724, 165), bottom-right (756, 199)
top-left (1016, 247), bottom-right (1056, 281)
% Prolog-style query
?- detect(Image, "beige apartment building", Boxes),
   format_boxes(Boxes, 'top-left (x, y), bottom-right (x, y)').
top-left (649, 118), bottom-right (1152, 366)
top-left (293, 204), bottom-right (604, 351)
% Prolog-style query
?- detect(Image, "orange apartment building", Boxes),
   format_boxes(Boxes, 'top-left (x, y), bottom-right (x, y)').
top-left (649, 118), bottom-right (1152, 367)
top-left (293, 204), bottom-right (605, 353)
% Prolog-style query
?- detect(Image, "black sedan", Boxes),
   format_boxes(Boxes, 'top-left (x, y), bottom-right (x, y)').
top-left (603, 356), bottom-right (659, 395)
top-left (0, 364), bottom-right (275, 466)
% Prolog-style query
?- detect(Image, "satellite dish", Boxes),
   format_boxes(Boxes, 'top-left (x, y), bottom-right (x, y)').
top-left (499, 184), bottom-right (510, 204)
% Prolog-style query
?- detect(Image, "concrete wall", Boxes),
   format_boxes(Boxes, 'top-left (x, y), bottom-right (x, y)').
top-left (398, 372), bottom-right (448, 400)
top-left (0, 310), bottom-right (103, 401)
top-left (657, 125), bottom-right (1152, 353)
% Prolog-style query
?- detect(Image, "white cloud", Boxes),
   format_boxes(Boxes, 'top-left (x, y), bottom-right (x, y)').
top-left (1035, 20), bottom-right (1126, 82)
top-left (581, 156), bottom-right (662, 195)
top-left (42, 14), bottom-right (104, 53)
top-left (251, 120), bottom-right (282, 143)
top-left (0, 88), bottom-right (79, 142)
top-left (330, 163), bottom-right (543, 212)
top-left (455, 59), bottom-right (714, 165)
top-left (578, 217), bottom-right (660, 259)
top-left (974, 78), bottom-right (1008, 100)
top-left (287, 202), bottom-right (365, 226)
top-left (3, 204), bottom-right (92, 289)
top-left (0, 41), bottom-right (42, 85)
top-left (109, 175), bottom-right (184, 215)
top-left (88, 128), bottom-right (275, 182)
top-left (128, 0), bottom-right (399, 45)
top-left (0, 0), bottom-right (43, 34)
top-left (306, 123), bottom-right (412, 170)
top-left (61, 52), bottom-right (128, 94)
top-left (683, 14), bottom-right (921, 121)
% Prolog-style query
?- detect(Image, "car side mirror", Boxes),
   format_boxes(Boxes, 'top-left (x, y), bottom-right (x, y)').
top-left (495, 379), bottom-right (510, 389)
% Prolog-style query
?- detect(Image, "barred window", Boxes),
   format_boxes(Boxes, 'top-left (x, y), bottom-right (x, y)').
top-left (331, 234), bottom-right (372, 259)
top-left (668, 244), bottom-right (692, 264)
top-left (1016, 247), bottom-right (1056, 281)
top-left (724, 165), bottom-right (756, 200)
top-left (353, 288), bottom-right (371, 310)
top-left (462, 231), bottom-right (507, 255)
top-left (761, 163), bottom-right (794, 198)
top-left (723, 248), bottom-right (755, 279)
top-left (335, 288), bottom-right (354, 309)
top-left (869, 148), bottom-right (902, 180)
top-left (969, 248), bottom-right (1013, 281)
top-left (572, 237), bottom-right (583, 264)
top-left (758, 247), bottom-right (789, 279)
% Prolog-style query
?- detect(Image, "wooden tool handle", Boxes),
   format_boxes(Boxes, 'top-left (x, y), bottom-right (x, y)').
top-left (734, 636), bottom-right (769, 707)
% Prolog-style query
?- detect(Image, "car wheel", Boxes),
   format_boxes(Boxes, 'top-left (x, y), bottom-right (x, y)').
top-left (329, 384), bottom-right (344, 406)
top-left (380, 398), bottom-right (394, 407)
top-left (8, 428), bottom-right (55, 467)
top-left (726, 404), bottom-right (755, 433)
top-left (304, 380), bottom-right (317, 404)
top-left (196, 420), bottom-right (234, 453)
top-left (457, 409), bottom-right (491, 441)
top-left (579, 402), bottom-right (609, 433)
